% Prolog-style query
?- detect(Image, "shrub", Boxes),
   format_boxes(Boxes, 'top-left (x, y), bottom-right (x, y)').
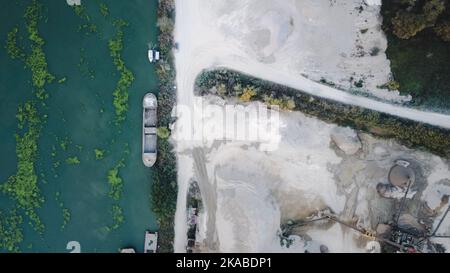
top-left (157, 127), bottom-right (170, 139)
top-left (434, 21), bottom-right (450, 41)
top-left (239, 85), bottom-right (257, 102)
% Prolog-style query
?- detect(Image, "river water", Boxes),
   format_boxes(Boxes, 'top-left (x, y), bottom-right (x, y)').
top-left (0, 0), bottom-right (159, 252)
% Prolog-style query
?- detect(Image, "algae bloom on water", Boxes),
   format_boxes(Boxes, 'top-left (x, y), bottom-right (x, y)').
top-left (65, 156), bottom-right (80, 165)
top-left (94, 148), bottom-right (105, 160)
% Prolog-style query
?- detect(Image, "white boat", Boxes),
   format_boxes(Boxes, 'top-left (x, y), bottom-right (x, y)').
top-left (148, 49), bottom-right (154, 63)
top-left (142, 93), bottom-right (157, 167)
top-left (147, 49), bottom-right (160, 63)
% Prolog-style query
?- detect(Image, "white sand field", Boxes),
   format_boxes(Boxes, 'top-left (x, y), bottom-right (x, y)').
top-left (172, 0), bottom-right (450, 253)
top-left (175, 96), bottom-right (450, 253)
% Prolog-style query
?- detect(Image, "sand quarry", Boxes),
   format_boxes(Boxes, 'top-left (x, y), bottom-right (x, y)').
top-left (172, 0), bottom-right (450, 252)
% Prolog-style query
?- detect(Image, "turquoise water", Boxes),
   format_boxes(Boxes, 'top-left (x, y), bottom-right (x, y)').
top-left (0, 0), bottom-right (159, 252)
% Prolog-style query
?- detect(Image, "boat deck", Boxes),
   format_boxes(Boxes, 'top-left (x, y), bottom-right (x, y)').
top-left (144, 109), bottom-right (156, 127)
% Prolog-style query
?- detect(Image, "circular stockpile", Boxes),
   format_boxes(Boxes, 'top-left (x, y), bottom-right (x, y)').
top-left (388, 165), bottom-right (415, 188)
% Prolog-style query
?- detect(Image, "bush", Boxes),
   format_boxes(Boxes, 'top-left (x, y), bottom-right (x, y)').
top-left (157, 127), bottom-right (170, 139)
top-left (390, 0), bottom-right (448, 40)
top-left (239, 85), bottom-right (257, 102)
top-left (392, 12), bottom-right (427, 39)
top-left (434, 21), bottom-right (450, 41)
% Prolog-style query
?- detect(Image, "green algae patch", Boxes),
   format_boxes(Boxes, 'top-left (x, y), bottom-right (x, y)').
top-left (5, 27), bottom-right (25, 60)
top-left (1, 102), bottom-right (45, 234)
top-left (94, 148), bottom-right (105, 160)
top-left (109, 19), bottom-right (135, 124)
top-left (61, 208), bottom-right (71, 230)
top-left (108, 204), bottom-right (124, 231)
top-left (65, 156), bottom-right (80, 165)
top-left (99, 2), bottom-right (109, 17)
top-left (0, 209), bottom-right (23, 253)
top-left (107, 160), bottom-right (125, 201)
top-left (24, 0), bottom-right (55, 96)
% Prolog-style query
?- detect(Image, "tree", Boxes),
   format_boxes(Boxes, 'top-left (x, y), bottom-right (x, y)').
top-left (157, 15), bottom-right (174, 33)
top-left (157, 127), bottom-right (170, 139)
top-left (434, 21), bottom-right (450, 42)
top-left (392, 12), bottom-right (427, 39)
top-left (239, 86), bottom-right (257, 102)
top-left (423, 0), bottom-right (445, 23)
top-left (391, 0), bottom-right (447, 39)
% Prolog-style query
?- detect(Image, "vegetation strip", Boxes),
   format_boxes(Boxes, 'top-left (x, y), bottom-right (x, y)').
top-left (109, 19), bottom-right (135, 124)
top-left (151, 0), bottom-right (177, 253)
top-left (196, 69), bottom-right (450, 158)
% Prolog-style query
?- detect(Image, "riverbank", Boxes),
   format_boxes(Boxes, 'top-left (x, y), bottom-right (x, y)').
top-left (151, 0), bottom-right (178, 253)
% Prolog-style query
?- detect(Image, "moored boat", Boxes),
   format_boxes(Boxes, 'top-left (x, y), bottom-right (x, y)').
top-left (143, 93), bottom-right (157, 167)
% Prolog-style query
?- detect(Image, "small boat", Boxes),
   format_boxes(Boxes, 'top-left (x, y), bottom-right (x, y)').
top-left (148, 49), bottom-right (154, 63)
top-left (147, 49), bottom-right (160, 63)
top-left (142, 93), bottom-right (157, 167)
top-left (144, 231), bottom-right (158, 253)
top-left (120, 248), bottom-right (136, 253)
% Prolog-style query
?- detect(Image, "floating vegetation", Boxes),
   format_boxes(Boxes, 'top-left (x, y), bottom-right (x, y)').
top-left (99, 2), bottom-right (109, 17)
top-left (53, 161), bottom-right (61, 168)
top-left (94, 148), bottom-right (105, 160)
top-left (107, 159), bottom-right (125, 201)
top-left (72, 4), bottom-right (98, 35)
top-left (0, 209), bottom-right (23, 253)
top-left (78, 48), bottom-right (95, 79)
top-left (59, 136), bottom-right (71, 151)
top-left (61, 208), bottom-right (71, 230)
top-left (108, 204), bottom-right (124, 231)
top-left (109, 19), bottom-right (135, 123)
top-left (65, 156), bottom-right (80, 165)
top-left (5, 27), bottom-right (25, 60)
top-left (55, 192), bottom-right (71, 230)
top-left (0, 102), bottom-right (45, 234)
top-left (24, 0), bottom-right (55, 97)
